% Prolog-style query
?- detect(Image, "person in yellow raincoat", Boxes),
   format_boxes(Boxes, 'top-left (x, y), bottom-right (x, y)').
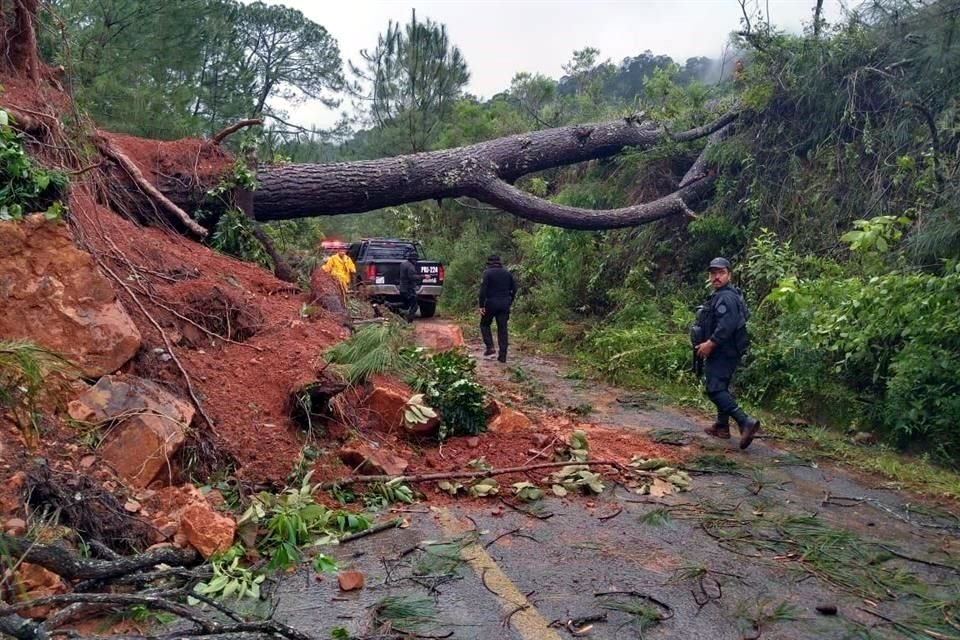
top-left (321, 245), bottom-right (356, 300)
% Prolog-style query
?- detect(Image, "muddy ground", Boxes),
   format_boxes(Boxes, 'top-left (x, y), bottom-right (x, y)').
top-left (264, 327), bottom-right (960, 640)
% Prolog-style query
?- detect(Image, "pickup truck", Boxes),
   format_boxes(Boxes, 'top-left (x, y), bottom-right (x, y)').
top-left (349, 238), bottom-right (444, 318)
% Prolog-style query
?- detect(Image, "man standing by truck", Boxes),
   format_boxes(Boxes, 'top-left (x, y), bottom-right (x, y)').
top-left (479, 254), bottom-right (517, 363)
top-left (693, 257), bottom-right (761, 450)
top-left (398, 248), bottom-right (422, 322)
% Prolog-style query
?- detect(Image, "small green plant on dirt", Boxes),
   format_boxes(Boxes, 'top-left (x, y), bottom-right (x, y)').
top-left (407, 349), bottom-right (487, 440)
top-left (0, 110), bottom-right (68, 221)
top-left (189, 545), bottom-right (265, 604)
top-left (0, 340), bottom-right (71, 437)
top-left (208, 207), bottom-right (271, 268)
top-left (286, 445), bottom-right (319, 486)
top-left (403, 393), bottom-right (438, 428)
top-left (237, 472), bottom-right (371, 570)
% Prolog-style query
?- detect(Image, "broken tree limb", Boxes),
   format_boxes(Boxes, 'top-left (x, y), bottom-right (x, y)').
top-left (679, 122), bottom-right (735, 188)
top-left (0, 534), bottom-right (199, 582)
top-left (465, 174), bottom-right (715, 230)
top-left (93, 134), bottom-right (208, 238)
top-left (212, 118), bottom-right (263, 145)
top-left (0, 612), bottom-right (49, 640)
top-left (319, 459), bottom-right (631, 490)
top-left (239, 110), bottom-right (739, 227)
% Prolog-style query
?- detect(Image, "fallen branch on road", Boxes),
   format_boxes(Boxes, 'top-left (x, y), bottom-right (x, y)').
top-left (319, 459), bottom-right (633, 490)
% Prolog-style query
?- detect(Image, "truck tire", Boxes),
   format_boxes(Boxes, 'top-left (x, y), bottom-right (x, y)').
top-left (418, 299), bottom-right (437, 318)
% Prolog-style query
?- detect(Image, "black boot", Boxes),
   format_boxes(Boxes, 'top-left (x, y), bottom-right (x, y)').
top-left (739, 417), bottom-right (761, 450)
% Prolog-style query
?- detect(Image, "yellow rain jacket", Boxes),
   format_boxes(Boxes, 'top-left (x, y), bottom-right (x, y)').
top-left (321, 253), bottom-right (356, 290)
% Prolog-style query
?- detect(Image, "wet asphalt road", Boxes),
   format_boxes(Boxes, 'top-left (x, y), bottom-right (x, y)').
top-left (269, 337), bottom-right (960, 640)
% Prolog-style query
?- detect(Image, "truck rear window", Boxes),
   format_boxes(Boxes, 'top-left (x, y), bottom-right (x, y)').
top-left (363, 243), bottom-right (418, 260)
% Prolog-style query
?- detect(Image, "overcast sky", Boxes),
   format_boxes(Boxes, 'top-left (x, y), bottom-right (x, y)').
top-left (270, 0), bottom-right (847, 128)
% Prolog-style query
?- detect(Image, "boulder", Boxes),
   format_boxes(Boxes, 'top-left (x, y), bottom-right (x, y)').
top-left (146, 484), bottom-right (235, 557)
top-left (362, 376), bottom-right (439, 438)
top-left (363, 377), bottom-right (409, 432)
top-left (1, 471), bottom-right (27, 516)
top-left (0, 215), bottom-right (141, 377)
top-left (413, 323), bottom-right (465, 352)
top-left (338, 442), bottom-right (409, 476)
top-left (68, 375), bottom-right (192, 488)
top-left (487, 400), bottom-right (533, 433)
top-left (14, 562), bottom-right (67, 619)
top-left (177, 503), bottom-right (236, 559)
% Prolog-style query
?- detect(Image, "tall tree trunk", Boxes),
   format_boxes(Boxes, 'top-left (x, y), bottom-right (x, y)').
top-left (2, 0), bottom-right (41, 83)
top-left (244, 111), bottom-right (737, 229)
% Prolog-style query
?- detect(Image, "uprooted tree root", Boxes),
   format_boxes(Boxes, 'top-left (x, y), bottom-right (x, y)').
top-left (179, 287), bottom-right (264, 344)
top-left (23, 465), bottom-right (153, 553)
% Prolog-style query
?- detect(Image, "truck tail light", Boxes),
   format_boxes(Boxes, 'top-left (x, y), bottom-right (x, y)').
top-left (438, 266), bottom-right (445, 281)
top-left (365, 264), bottom-right (376, 280)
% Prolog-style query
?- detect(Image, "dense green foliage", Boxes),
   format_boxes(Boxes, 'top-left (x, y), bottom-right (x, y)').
top-left (37, 0), bottom-right (960, 461)
top-left (0, 110), bottom-right (67, 220)
top-left (41, 0), bottom-right (342, 138)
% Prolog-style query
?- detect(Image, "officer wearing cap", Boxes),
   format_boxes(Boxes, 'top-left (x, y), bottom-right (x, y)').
top-left (398, 248), bottom-right (422, 322)
top-left (694, 257), bottom-right (761, 449)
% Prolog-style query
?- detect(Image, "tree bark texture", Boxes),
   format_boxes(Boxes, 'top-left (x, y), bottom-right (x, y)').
top-left (243, 111), bottom-right (737, 229)
top-left (1, 0), bottom-right (41, 84)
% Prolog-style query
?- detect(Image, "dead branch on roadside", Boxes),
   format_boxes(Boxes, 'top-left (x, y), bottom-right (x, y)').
top-left (318, 459), bottom-right (635, 490)
top-left (212, 119), bottom-right (264, 145)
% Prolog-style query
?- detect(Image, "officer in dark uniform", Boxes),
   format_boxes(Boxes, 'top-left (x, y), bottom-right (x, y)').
top-left (398, 249), bottom-right (421, 323)
top-left (694, 257), bottom-right (761, 449)
top-left (479, 254), bottom-right (517, 363)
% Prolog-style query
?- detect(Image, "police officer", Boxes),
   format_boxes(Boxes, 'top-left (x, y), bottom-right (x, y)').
top-left (398, 249), bottom-right (421, 323)
top-left (694, 257), bottom-right (761, 449)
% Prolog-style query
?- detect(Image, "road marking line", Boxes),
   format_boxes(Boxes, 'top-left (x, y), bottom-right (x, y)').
top-left (434, 507), bottom-right (562, 640)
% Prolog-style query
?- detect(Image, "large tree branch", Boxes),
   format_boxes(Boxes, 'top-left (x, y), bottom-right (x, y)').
top-left (679, 122), bottom-right (735, 188)
top-left (245, 110), bottom-right (739, 226)
top-left (467, 175), bottom-right (716, 229)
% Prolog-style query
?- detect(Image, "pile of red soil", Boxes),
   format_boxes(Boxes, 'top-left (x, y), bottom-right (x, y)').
top-left (69, 188), bottom-right (347, 483)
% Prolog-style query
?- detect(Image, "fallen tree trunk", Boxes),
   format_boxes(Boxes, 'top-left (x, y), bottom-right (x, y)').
top-left (245, 111), bottom-right (737, 229)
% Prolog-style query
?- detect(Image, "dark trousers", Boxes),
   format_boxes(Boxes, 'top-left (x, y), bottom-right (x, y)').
top-left (400, 292), bottom-right (417, 322)
top-left (705, 353), bottom-right (748, 427)
top-left (480, 303), bottom-right (510, 361)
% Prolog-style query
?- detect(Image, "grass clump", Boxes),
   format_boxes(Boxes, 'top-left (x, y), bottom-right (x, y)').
top-left (0, 340), bottom-right (71, 435)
